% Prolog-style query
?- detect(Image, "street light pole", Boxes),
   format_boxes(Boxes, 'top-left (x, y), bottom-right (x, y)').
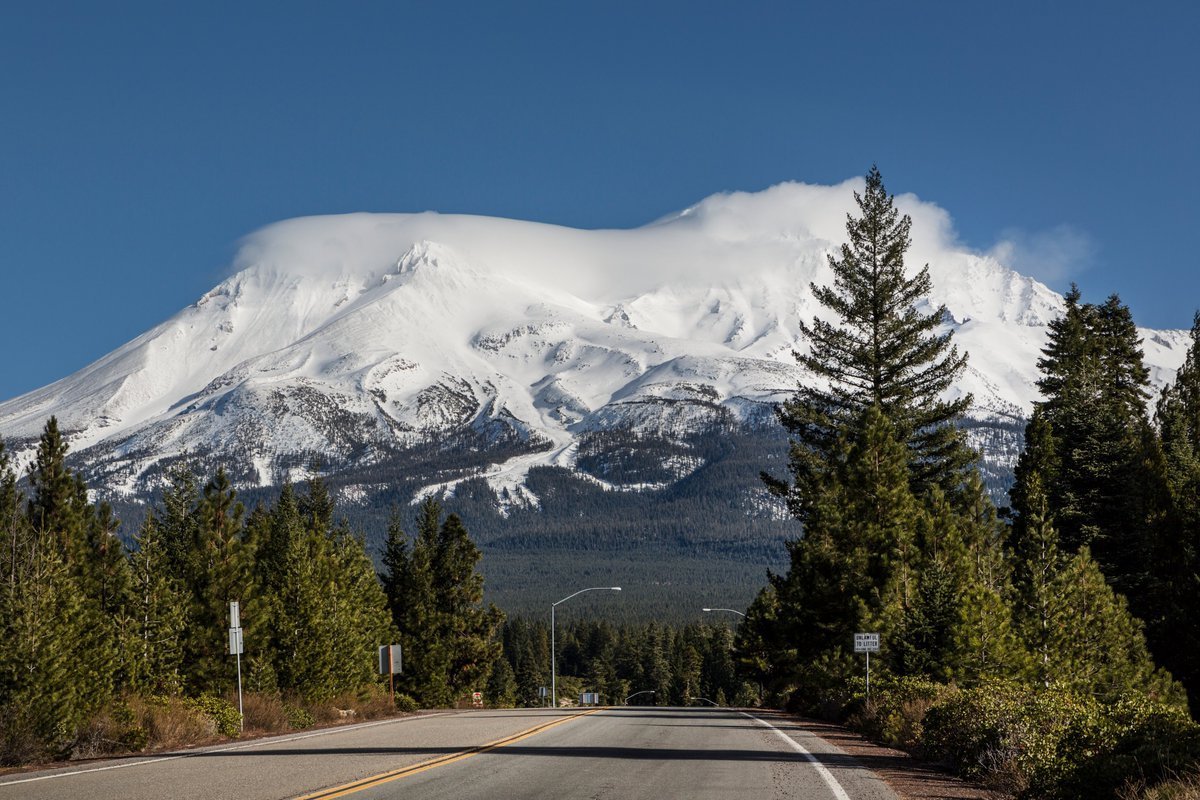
top-left (702, 607), bottom-right (747, 617)
top-left (552, 586), bottom-right (621, 709)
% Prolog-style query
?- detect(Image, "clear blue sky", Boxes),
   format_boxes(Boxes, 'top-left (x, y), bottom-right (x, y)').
top-left (2, 1), bottom-right (1197, 401)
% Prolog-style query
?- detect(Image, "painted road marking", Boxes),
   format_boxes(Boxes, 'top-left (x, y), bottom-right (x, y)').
top-left (742, 712), bottom-right (853, 800)
top-left (293, 709), bottom-right (602, 800)
top-left (0, 712), bottom-right (452, 787)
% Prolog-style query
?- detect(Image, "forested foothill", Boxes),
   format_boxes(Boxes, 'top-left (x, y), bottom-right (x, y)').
top-left (742, 167), bottom-right (1200, 798)
top-left (2, 168), bottom-right (1199, 800)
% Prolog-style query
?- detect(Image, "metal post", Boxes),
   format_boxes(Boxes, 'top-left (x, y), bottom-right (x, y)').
top-left (389, 649), bottom-right (395, 708)
top-left (551, 603), bottom-right (556, 709)
top-left (866, 650), bottom-right (871, 701)
top-left (236, 647), bottom-right (243, 731)
top-left (230, 601), bottom-right (243, 732)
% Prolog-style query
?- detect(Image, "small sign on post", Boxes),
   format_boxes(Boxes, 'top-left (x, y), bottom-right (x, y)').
top-left (539, 686), bottom-right (549, 707)
top-left (472, 691), bottom-right (483, 708)
top-left (854, 632), bottom-right (880, 699)
top-left (378, 644), bottom-right (403, 707)
top-left (229, 627), bottom-right (243, 655)
top-left (580, 692), bottom-right (600, 706)
top-left (854, 633), bottom-right (880, 653)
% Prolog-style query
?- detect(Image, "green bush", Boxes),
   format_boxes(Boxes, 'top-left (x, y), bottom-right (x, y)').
top-left (284, 704), bottom-right (315, 730)
top-left (184, 695), bottom-right (242, 738)
top-left (915, 680), bottom-right (1200, 798)
top-left (845, 676), bottom-right (948, 750)
top-left (919, 680), bottom-right (1112, 795)
top-left (394, 693), bottom-right (419, 713)
top-left (1059, 699), bottom-right (1200, 799)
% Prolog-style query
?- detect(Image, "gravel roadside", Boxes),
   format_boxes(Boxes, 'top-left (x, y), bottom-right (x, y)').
top-left (791, 716), bottom-right (1007, 800)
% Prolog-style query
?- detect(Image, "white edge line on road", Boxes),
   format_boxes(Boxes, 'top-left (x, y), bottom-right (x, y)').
top-left (742, 712), bottom-right (853, 800)
top-left (0, 711), bottom-right (454, 787)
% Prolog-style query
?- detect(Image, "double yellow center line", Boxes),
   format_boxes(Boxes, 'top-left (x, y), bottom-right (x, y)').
top-left (294, 709), bottom-right (602, 799)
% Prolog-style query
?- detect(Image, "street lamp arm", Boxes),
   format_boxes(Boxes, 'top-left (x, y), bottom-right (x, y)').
top-left (554, 586), bottom-right (622, 606)
top-left (702, 607), bottom-right (747, 617)
top-left (552, 586), bottom-right (622, 711)
top-left (624, 690), bottom-right (655, 704)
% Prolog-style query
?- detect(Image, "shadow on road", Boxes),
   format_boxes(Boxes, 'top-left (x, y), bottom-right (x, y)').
top-left (175, 743), bottom-right (910, 773)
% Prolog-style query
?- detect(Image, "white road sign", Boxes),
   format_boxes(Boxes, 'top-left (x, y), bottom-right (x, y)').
top-left (854, 633), bottom-right (880, 653)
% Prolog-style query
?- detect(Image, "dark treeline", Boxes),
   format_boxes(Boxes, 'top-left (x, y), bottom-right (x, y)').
top-left (490, 617), bottom-right (757, 708)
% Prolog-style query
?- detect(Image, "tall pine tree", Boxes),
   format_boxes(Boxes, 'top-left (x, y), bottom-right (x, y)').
top-left (767, 166), bottom-right (974, 517)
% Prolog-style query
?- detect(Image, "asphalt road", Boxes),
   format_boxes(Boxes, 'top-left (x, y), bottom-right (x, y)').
top-left (0, 707), bottom-right (899, 800)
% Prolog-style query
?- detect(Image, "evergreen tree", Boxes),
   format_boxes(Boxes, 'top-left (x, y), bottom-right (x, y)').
top-left (128, 516), bottom-right (188, 694)
top-left (768, 166), bottom-right (973, 517)
top-left (485, 656), bottom-right (517, 707)
top-left (23, 422), bottom-right (118, 721)
top-left (25, 418), bottom-right (82, 556)
top-left (80, 499), bottom-right (134, 691)
top-left (1033, 289), bottom-right (1165, 592)
top-left (0, 432), bottom-right (103, 759)
top-left (755, 405), bottom-right (921, 696)
top-left (380, 507), bottom-right (410, 620)
top-left (1010, 410), bottom-right (1181, 704)
top-left (387, 499), bottom-right (502, 706)
top-left (325, 522), bottom-right (392, 697)
top-left (157, 463), bottom-right (201, 585)
top-left (186, 467), bottom-right (252, 693)
top-left (1047, 547), bottom-right (1180, 704)
top-left (298, 471), bottom-right (335, 534)
top-left (1154, 311), bottom-right (1200, 713)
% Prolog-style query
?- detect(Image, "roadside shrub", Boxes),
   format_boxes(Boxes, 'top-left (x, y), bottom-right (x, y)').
top-left (240, 693), bottom-right (289, 734)
top-left (0, 704), bottom-right (41, 766)
top-left (74, 701), bottom-right (150, 757)
top-left (920, 680), bottom-right (1109, 795)
top-left (349, 686), bottom-right (402, 720)
top-left (394, 693), bottom-right (419, 713)
top-left (1060, 699), bottom-right (1200, 799)
top-left (786, 650), bottom-right (860, 718)
top-left (136, 696), bottom-right (219, 748)
top-left (845, 676), bottom-right (947, 751)
top-left (284, 703), bottom-right (315, 730)
top-left (184, 695), bottom-right (241, 738)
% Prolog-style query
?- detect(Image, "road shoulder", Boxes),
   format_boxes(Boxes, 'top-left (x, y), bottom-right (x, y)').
top-left (788, 716), bottom-right (1004, 800)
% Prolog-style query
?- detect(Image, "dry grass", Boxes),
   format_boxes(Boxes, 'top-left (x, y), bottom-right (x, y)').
top-left (239, 693), bottom-right (290, 735)
top-left (1, 689), bottom-right (419, 769)
top-left (1121, 773), bottom-right (1200, 800)
top-left (131, 696), bottom-right (218, 750)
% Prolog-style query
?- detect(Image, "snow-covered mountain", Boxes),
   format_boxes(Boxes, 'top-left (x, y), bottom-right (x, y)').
top-left (0, 179), bottom-right (1189, 512)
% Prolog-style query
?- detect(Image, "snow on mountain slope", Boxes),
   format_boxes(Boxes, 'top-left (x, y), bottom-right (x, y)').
top-left (0, 179), bottom-right (1188, 505)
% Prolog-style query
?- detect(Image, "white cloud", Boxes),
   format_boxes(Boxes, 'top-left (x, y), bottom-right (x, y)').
top-left (987, 225), bottom-right (1096, 284)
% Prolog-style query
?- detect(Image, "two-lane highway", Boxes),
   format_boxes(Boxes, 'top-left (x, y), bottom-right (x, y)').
top-left (0, 707), bottom-right (898, 799)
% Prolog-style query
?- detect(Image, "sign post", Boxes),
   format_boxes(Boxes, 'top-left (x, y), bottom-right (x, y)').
top-left (229, 601), bottom-right (243, 731)
top-left (378, 644), bottom-right (403, 707)
top-left (854, 632), bottom-right (880, 699)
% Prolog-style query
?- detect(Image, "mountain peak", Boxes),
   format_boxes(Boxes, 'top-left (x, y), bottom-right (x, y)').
top-left (0, 181), bottom-right (1189, 502)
